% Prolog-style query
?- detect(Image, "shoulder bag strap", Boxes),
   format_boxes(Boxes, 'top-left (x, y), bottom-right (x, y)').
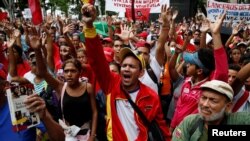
top-left (146, 64), bottom-right (158, 85)
top-left (122, 88), bottom-right (151, 127)
top-left (60, 82), bottom-right (67, 121)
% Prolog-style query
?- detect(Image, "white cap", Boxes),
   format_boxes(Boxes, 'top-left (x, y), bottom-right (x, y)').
top-left (201, 80), bottom-right (234, 101)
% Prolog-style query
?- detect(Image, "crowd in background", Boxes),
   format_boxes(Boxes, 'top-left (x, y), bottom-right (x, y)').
top-left (0, 3), bottom-right (250, 141)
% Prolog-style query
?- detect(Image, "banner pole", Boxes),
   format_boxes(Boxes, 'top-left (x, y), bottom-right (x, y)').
top-left (131, 0), bottom-right (135, 24)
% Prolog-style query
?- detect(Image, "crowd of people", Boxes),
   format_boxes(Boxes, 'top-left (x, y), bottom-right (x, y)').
top-left (0, 3), bottom-right (250, 141)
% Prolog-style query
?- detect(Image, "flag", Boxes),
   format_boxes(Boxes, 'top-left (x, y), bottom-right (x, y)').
top-left (0, 12), bottom-right (8, 21)
top-left (126, 8), bottom-right (150, 22)
top-left (28, 0), bottom-right (43, 25)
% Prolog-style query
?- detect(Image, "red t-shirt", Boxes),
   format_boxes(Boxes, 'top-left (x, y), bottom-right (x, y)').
top-left (17, 61), bottom-right (31, 77)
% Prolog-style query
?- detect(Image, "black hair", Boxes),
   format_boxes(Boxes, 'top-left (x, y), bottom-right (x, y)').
top-left (241, 53), bottom-right (250, 66)
top-left (197, 48), bottom-right (215, 77)
top-left (109, 61), bottom-right (121, 73)
top-left (62, 58), bottom-right (82, 72)
top-left (228, 47), bottom-right (242, 64)
top-left (229, 64), bottom-right (241, 72)
top-left (13, 44), bottom-right (23, 58)
top-left (0, 30), bottom-right (7, 41)
top-left (194, 29), bottom-right (201, 34)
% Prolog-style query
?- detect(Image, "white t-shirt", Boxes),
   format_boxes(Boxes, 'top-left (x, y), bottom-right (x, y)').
top-left (23, 71), bottom-right (36, 84)
top-left (139, 56), bottom-right (162, 94)
top-left (116, 90), bottom-right (139, 140)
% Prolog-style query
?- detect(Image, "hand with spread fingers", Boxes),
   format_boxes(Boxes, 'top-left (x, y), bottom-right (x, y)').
top-left (200, 19), bottom-right (210, 33)
top-left (29, 27), bottom-right (42, 49)
top-left (24, 94), bottom-right (46, 120)
top-left (160, 4), bottom-right (171, 27)
top-left (208, 10), bottom-right (227, 35)
top-left (115, 24), bottom-right (133, 41)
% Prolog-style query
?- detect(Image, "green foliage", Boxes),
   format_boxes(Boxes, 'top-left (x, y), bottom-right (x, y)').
top-left (56, 0), bottom-right (69, 16)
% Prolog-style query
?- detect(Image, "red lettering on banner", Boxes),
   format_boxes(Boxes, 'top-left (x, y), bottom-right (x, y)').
top-left (113, 0), bottom-right (159, 5)
top-left (207, 1), bottom-right (239, 10)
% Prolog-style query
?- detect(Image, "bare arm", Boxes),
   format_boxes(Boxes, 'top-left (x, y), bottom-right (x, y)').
top-left (155, 5), bottom-right (171, 66)
top-left (199, 18), bottom-right (210, 48)
top-left (13, 29), bottom-right (22, 48)
top-left (29, 27), bottom-right (63, 99)
top-left (107, 16), bottom-right (114, 40)
top-left (225, 25), bottom-right (238, 48)
top-left (87, 83), bottom-right (98, 139)
top-left (209, 11), bottom-right (227, 50)
top-left (7, 36), bottom-right (17, 77)
top-left (231, 63), bottom-right (250, 95)
top-left (43, 28), bottom-right (55, 72)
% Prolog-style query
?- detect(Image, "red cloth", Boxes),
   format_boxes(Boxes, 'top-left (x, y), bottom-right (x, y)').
top-left (28, 0), bottom-right (43, 25)
top-left (53, 43), bottom-right (60, 69)
top-left (0, 44), bottom-right (8, 72)
top-left (0, 12), bottom-right (8, 21)
top-left (103, 47), bottom-right (114, 63)
top-left (126, 8), bottom-right (150, 21)
top-left (0, 69), bottom-right (6, 79)
top-left (176, 35), bottom-right (196, 53)
top-left (17, 61), bottom-right (31, 77)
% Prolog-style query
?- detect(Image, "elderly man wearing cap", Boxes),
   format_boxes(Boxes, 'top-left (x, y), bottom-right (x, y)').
top-left (172, 80), bottom-right (250, 141)
top-left (82, 4), bottom-right (171, 141)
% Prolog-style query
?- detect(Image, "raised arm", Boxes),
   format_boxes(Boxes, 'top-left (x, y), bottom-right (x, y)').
top-left (29, 27), bottom-right (63, 98)
top-left (231, 62), bottom-right (250, 95)
top-left (225, 25), bottom-right (238, 48)
top-left (168, 10), bottom-right (178, 40)
top-left (42, 27), bottom-right (55, 72)
top-left (155, 4), bottom-right (171, 66)
top-left (107, 16), bottom-right (114, 40)
top-left (208, 10), bottom-right (228, 82)
top-left (209, 11), bottom-right (226, 50)
top-left (169, 35), bottom-right (190, 82)
top-left (13, 29), bottom-right (22, 48)
top-left (7, 35), bottom-right (17, 78)
top-left (199, 19), bottom-right (210, 48)
top-left (82, 4), bottom-right (112, 94)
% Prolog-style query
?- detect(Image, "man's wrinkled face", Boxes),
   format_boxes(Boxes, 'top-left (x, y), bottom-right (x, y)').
top-left (198, 90), bottom-right (232, 122)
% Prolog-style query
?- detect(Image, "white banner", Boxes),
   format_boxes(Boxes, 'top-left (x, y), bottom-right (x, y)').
top-left (207, 0), bottom-right (250, 23)
top-left (105, 0), bottom-right (169, 13)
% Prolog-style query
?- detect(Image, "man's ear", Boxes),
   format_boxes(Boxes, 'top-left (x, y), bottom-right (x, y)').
top-left (139, 69), bottom-right (145, 78)
top-left (225, 101), bottom-right (233, 113)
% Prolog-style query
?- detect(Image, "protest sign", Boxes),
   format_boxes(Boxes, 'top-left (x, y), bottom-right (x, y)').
top-left (105, 0), bottom-right (169, 13)
top-left (125, 8), bottom-right (150, 21)
top-left (207, 0), bottom-right (250, 23)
